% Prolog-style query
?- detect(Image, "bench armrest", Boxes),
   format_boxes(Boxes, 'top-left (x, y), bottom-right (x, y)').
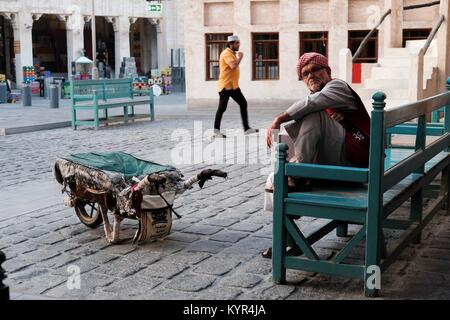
top-left (285, 163), bottom-right (369, 183)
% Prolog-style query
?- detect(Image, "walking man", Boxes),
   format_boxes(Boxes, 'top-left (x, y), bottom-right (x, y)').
top-left (213, 35), bottom-right (258, 138)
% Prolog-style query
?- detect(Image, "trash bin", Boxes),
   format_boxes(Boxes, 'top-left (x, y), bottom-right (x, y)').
top-left (22, 84), bottom-right (32, 107)
top-left (49, 84), bottom-right (59, 108)
top-left (0, 83), bottom-right (7, 104)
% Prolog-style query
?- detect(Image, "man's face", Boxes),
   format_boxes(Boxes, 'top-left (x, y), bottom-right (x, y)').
top-left (301, 63), bottom-right (331, 93)
top-left (231, 41), bottom-right (240, 51)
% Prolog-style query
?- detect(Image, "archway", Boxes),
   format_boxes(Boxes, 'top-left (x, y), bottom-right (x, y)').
top-left (129, 18), bottom-right (157, 76)
top-left (32, 14), bottom-right (68, 76)
top-left (0, 15), bottom-right (15, 83)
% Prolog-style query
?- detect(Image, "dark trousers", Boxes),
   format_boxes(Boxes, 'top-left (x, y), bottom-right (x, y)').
top-left (214, 88), bottom-right (250, 131)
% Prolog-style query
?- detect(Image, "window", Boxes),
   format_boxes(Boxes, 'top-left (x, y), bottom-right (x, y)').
top-left (402, 29), bottom-right (431, 47)
top-left (348, 30), bottom-right (378, 63)
top-left (299, 32), bottom-right (328, 57)
top-left (252, 33), bottom-right (279, 80)
top-left (205, 33), bottom-right (232, 80)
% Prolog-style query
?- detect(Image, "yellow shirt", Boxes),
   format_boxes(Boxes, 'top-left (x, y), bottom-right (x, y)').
top-left (217, 48), bottom-right (240, 92)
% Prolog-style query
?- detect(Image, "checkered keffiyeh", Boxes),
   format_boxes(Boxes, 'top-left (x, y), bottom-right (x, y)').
top-left (296, 52), bottom-right (331, 79)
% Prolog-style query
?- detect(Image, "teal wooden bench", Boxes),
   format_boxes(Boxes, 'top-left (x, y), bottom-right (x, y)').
top-left (272, 78), bottom-right (450, 297)
top-left (70, 78), bottom-right (154, 130)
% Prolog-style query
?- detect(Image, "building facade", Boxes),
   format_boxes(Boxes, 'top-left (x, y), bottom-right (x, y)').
top-left (0, 0), bottom-right (184, 86)
top-left (184, 0), bottom-right (450, 109)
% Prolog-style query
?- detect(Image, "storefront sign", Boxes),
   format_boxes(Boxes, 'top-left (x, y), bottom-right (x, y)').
top-left (148, 1), bottom-right (163, 13)
top-left (13, 41), bottom-right (20, 54)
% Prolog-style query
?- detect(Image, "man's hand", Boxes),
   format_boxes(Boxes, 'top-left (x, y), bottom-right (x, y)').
top-left (266, 120), bottom-right (280, 149)
top-left (266, 112), bottom-right (292, 149)
top-left (236, 52), bottom-right (244, 60)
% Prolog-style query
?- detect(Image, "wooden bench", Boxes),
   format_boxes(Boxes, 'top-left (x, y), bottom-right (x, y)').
top-left (272, 78), bottom-right (450, 297)
top-left (70, 78), bottom-right (154, 130)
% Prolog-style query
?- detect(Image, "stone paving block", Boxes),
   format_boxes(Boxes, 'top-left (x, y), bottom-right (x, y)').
top-left (243, 283), bottom-right (296, 300)
top-left (220, 273), bottom-right (263, 289)
top-left (193, 256), bottom-right (241, 276)
top-left (140, 239), bottom-right (187, 255)
top-left (66, 240), bottom-right (110, 256)
top-left (34, 232), bottom-right (67, 245)
top-left (137, 260), bottom-right (189, 279)
top-left (171, 222), bottom-right (193, 232)
top-left (239, 257), bottom-right (272, 276)
top-left (204, 217), bottom-right (239, 227)
top-left (21, 228), bottom-right (51, 239)
top-left (229, 221), bottom-right (264, 232)
top-left (94, 258), bottom-right (147, 278)
top-left (38, 254), bottom-right (80, 269)
top-left (183, 224), bottom-right (223, 236)
top-left (13, 274), bottom-right (68, 296)
top-left (221, 236), bottom-right (271, 255)
top-left (163, 251), bottom-right (211, 265)
top-left (3, 257), bottom-right (34, 273)
top-left (164, 273), bottom-right (217, 292)
top-left (44, 272), bottom-right (117, 298)
top-left (197, 286), bottom-right (243, 300)
top-left (122, 249), bottom-right (162, 265)
top-left (1, 234), bottom-right (28, 245)
top-left (142, 288), bottom-right (200, 300)
top-left (51, 259), bottom-right (99, 276)
top-left (165, 232), bottom-right (201, 243)
top-left (252, 225), bottom-right (272, 239)
top-left (420, 248), bottom-right (450, 261)
top-left (100, 243), bottom-right (137, 256)
top-left (186, 239), bottom-right (231, 254)
top-left (101, 274), bottom-right (163, 297)
top-left (209, 230), bottom-right (250, 243)
top-left (21, 249), bottom-right (62, 264)
top-left (219, 196), bottom-right (249, 208)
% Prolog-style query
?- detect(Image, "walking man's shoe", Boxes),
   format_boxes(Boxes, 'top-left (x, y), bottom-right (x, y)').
top-left (244, 128), bottom-right (259, 135)
top-left (212, 129), bottom-right (227, 139)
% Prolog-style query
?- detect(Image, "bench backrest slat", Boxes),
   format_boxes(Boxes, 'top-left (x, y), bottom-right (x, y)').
top-left (369, 78), bottom-right (450, 198)
top-left (70, 78), bottom-right (133, 103)
top-left (384, 92), bottom-right (450, 128)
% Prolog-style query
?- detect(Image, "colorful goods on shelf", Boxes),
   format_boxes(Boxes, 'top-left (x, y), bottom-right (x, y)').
top-left (22, 66), bottom-right (36, 84)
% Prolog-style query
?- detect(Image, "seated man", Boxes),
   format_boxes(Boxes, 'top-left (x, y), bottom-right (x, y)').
top-left (262, 52), bottom-right (371, 258)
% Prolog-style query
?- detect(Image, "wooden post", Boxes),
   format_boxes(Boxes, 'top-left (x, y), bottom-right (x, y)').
top-left (272, 143), bottom-right (288, 284)
top-left (365, 91), bottom-right (386, 297)
top-left (0, 250), bottom-right (10, 300)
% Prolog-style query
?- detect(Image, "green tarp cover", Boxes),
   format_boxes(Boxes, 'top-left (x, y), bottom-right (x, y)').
top-left (63, 151), bottom-right (175, 177)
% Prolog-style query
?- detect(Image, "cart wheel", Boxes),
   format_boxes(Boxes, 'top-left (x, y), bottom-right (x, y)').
top-left (74, 201), bottom-right (105, 228)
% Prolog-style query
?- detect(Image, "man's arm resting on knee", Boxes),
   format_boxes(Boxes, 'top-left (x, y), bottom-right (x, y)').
top-left (267, 112), bottom-right (292, 148)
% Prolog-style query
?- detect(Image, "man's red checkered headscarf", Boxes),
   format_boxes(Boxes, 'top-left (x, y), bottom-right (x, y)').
top-left (297, 52), bottom-right (331, 79)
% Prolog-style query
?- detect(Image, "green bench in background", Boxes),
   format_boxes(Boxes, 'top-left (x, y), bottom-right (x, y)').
top-left (272, 78), bottom-right (450, 297)
top-left (70, 78), bottom-right (154, 130)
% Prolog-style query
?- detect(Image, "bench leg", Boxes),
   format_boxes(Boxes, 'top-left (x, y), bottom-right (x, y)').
top-left (364, 210), bottom-right (381, 297)
top-left (440, 166), bottom-right (450, 211)
top-left (123, 106), bottom-right (129, 124)
top-left (94, 107), bottom-right (99, 130)
top-left (150, 100), bottom-right (155, 121)
top-left (410, 190), bottom-right (423, 244)
top-left (272, 210), bottom-right (287, 284)
top-left (71, 107), bottom-right (77, 130)
top-left (104, 108), bottom-right (109, 120)
top-left (336, 222), bottom-right (348, 237)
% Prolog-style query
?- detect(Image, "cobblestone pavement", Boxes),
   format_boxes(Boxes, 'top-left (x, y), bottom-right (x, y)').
top-left (1, 109), bottom-right (450, 300)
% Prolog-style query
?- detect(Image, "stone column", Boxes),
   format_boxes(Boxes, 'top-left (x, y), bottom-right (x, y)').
top-left (437, 0), bottom-right (450, 91)
top-left (11, 12), bottom-right (35, 87)
top-left (66, 13), bottom-right (85, 74)
top-left (384, 0), bottom-right (403, 48)
top-left (152, 18), bottom-right (165, 68)
top-left (108, 16), bottom-right (131, 78)
top-left (329, 0), bottom-right (349, 78)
